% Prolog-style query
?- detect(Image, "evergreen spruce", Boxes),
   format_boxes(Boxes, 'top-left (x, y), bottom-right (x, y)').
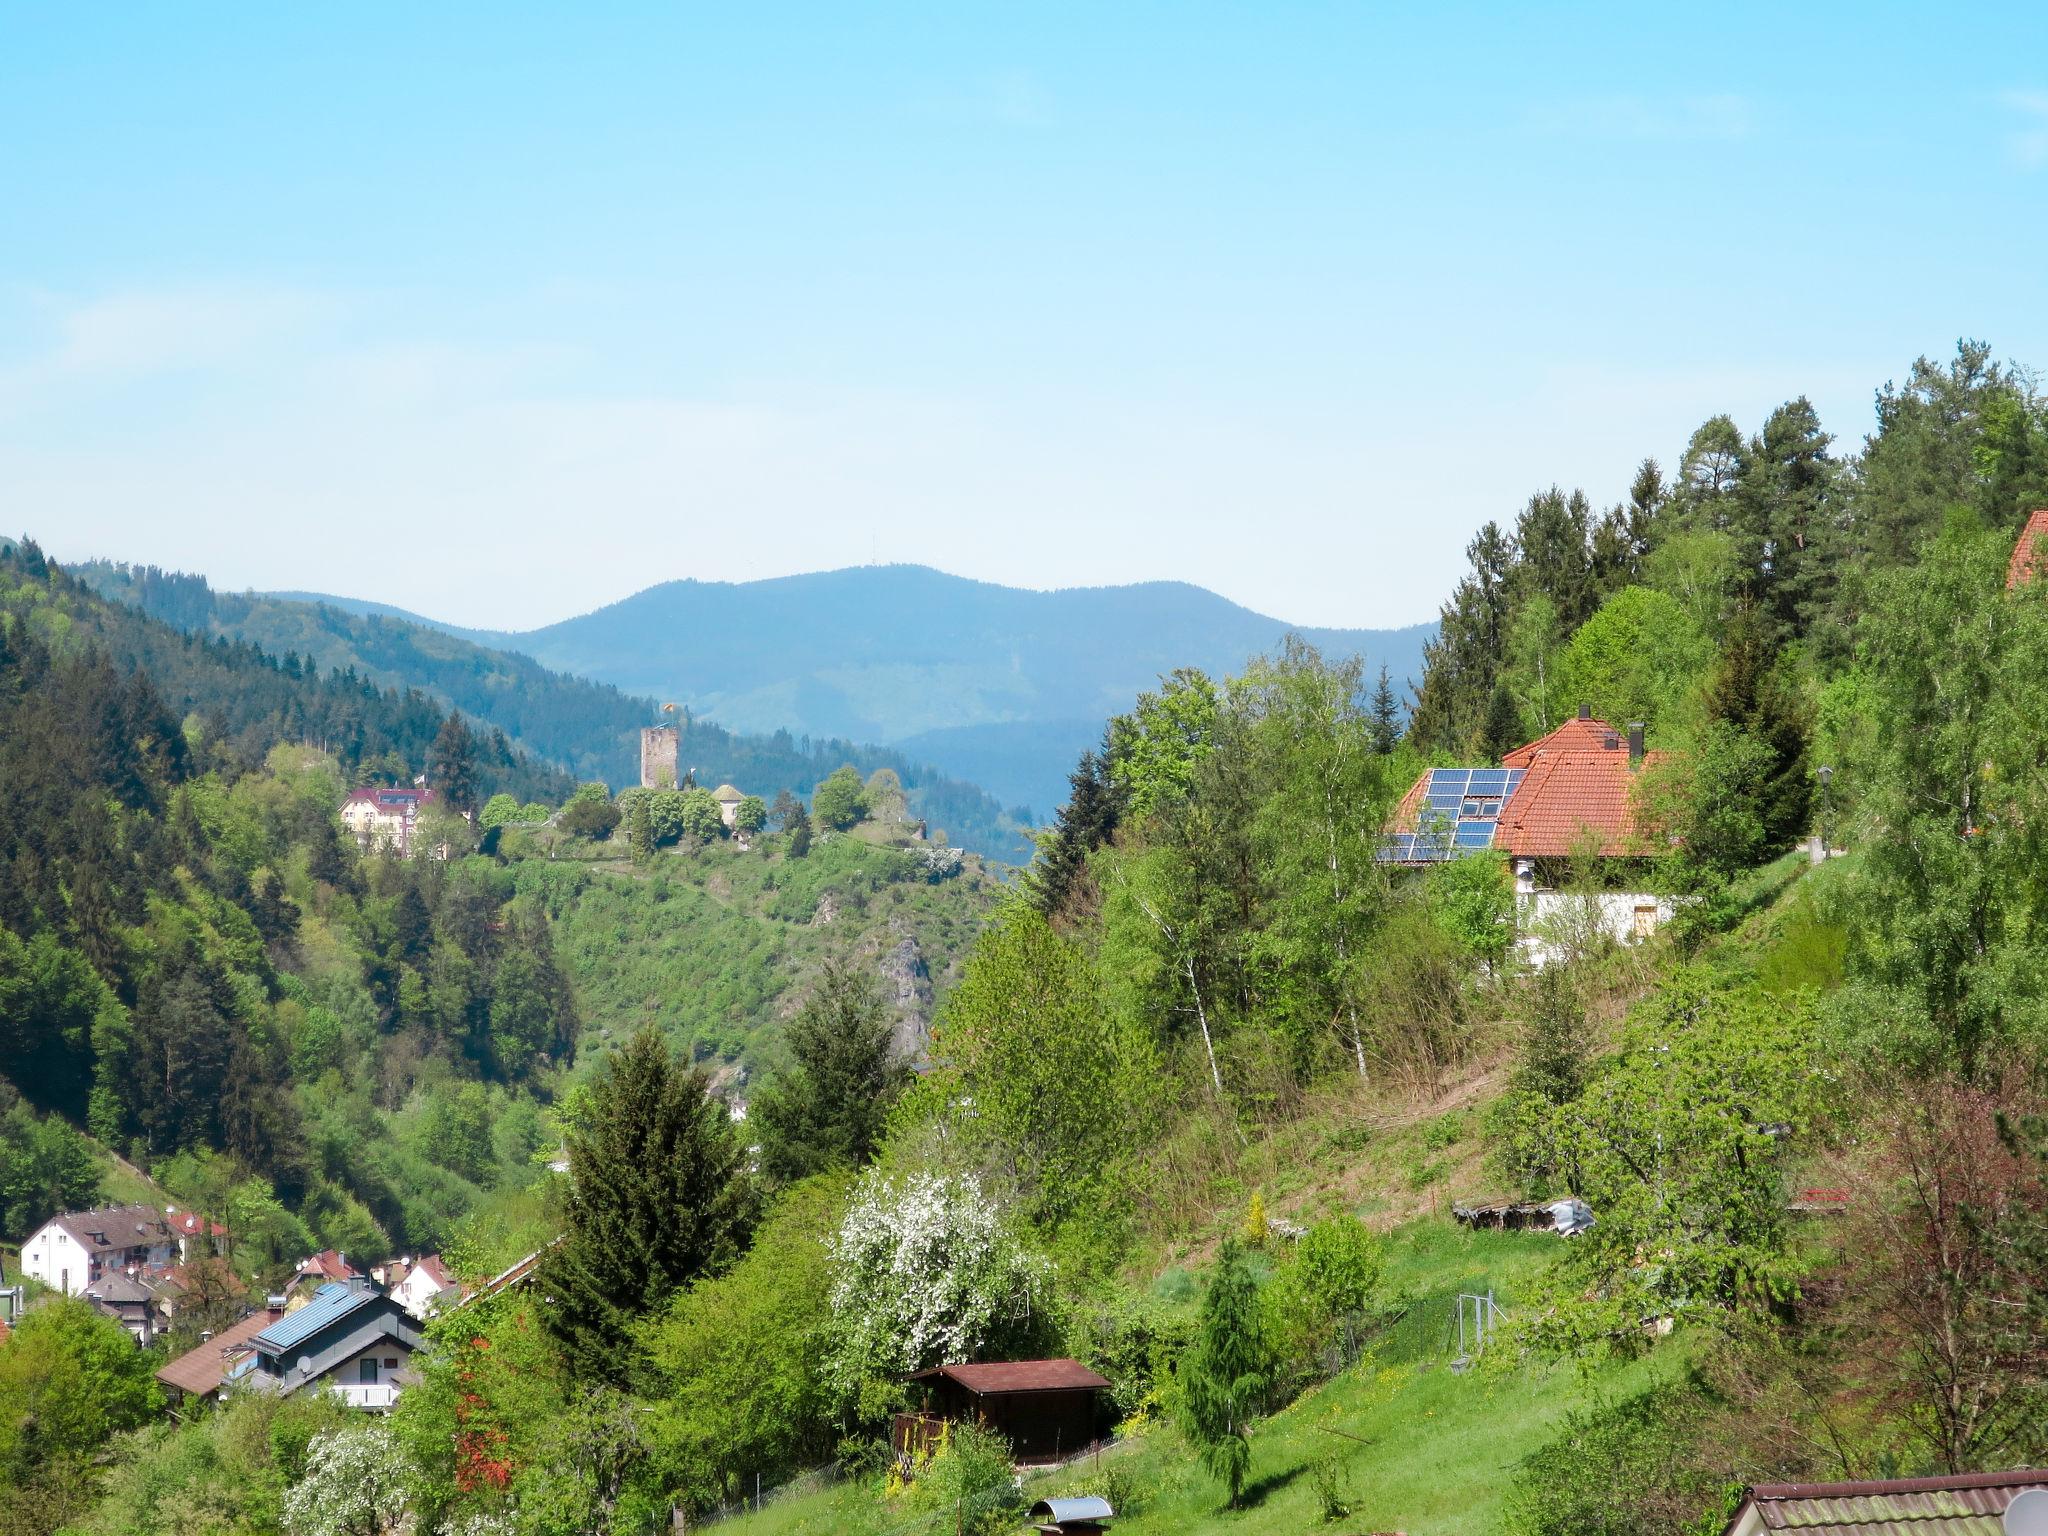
top-left (542, 1028), bottom-right (755, 1384)
top-left (784, 802), bottom-right (813, 858)
top-left (1366, 664), bottom-right (1401, 754)
top-left (1481, 681), bottom-right (1524, 761)
top-left (428, 711), bottom-right (480, 815)
top-left (1179, 1239), bottom-right (1271, 1507)
top-left (750, 957), bottom-right (904, 1183)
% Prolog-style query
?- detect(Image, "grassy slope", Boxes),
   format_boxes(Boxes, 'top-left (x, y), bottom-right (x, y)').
top-left (717, 1224), bottom-right (1673, 1536)
top-left (517, 831), bottom-right (1002, 1077)
top-left (708, 858), bottom-right (1838, 1536)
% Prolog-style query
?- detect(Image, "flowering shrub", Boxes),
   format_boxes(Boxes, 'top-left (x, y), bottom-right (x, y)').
top-left (281, 1424), bottom-right (418, 1536)
top-left (825, 1170), bottom-right (1048, 1415)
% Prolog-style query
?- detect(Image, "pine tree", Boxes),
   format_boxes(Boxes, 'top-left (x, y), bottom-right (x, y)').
top-left (542, 1028), bottom-right (754, 1383)
top-left (1704, 608), bottom-right (1810, 851)
top-left (1367, 665), bottom-right (1401, 754)
top-left (1026, 748), bottom-right (1124, 919)
top-left (1515, 964), bottom-right (1589, 1107)
top-left (1481, 681), bottom-right (1524, 761)
top-left (427, 712), bottom-right (480, 815)
top-left (784, 802), bottom-right (813, 858)
top-left (750, 957), bottom-right (904, 1183)
top-left (1180, 1239), bottom-right (1271, 1506)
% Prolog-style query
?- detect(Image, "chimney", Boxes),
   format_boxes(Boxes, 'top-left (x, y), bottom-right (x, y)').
top-left (1577, 703), bottom-right (1591, 721)
top-left (1628, 722), bottom-right (1645, 765)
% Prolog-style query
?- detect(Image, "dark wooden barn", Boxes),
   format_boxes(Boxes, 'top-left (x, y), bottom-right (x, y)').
top-left (896, 1359), bottom-right (1112, 1465)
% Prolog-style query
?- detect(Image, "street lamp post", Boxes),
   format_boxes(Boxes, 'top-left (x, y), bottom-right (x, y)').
top-left (1817, 765), bottom-right (1833, 858)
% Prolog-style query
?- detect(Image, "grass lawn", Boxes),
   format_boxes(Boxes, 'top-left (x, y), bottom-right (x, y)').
top-left (709, 1221), bottom-right (1680, 1536)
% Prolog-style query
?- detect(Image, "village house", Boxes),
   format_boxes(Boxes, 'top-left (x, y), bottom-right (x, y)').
top-left (19, 1204), bottom-right (226, 1300)
top-left (338, 783), bottom-right (440, 857)
top-left (386, 1253), bottom-right (463, 1318)
top-left (712, 783), bottom-right (746, 828)
top-left (227, 1279), bottom-right (425, 1411)
top-left (286, 1248), bottom-right (358, 1308)
top-left (155, 1294), bottom-right (294, 1408)
top-left (2007, 507), bottom-right (2048, 588)
top-left (1381, 709), bottom-right (1673, 966)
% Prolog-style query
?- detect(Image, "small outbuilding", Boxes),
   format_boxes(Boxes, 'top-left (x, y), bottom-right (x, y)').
top-left (898, 1358), bottom-right (1112, 1465)
top-left (1030, 1496), bottom-right (1114, 1536)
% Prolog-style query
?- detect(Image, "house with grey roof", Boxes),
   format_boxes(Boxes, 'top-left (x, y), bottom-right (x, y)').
top-left (229, 1280), bottom-right (425, 1411)
top-left (19, 1204), bottom-right (226, 1301)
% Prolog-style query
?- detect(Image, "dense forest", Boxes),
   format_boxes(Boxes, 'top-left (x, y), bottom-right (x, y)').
top-left (68, 563), bottom-right (1035, 860)
top-left (6, 340), bottom-right (2048, 1536)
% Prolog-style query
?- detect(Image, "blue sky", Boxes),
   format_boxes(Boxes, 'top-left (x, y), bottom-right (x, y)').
top-left (4, 4), bottom-right (2046, 630)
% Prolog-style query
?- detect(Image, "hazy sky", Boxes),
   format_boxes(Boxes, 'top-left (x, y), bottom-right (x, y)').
top-left (5, 4), bottom-right (2046, 630)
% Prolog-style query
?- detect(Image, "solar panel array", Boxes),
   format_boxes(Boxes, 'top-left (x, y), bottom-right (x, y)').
top-left (254, 1282), bottom-right (372, 1353)
top-left (1380, 767), bottom-right (1525, 863)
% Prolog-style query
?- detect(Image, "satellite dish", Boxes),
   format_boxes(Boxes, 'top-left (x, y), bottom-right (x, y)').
top-left (2007, 1489), bottom-right (2048, 1536)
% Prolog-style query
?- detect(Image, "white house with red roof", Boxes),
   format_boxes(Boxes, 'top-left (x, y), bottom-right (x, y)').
top-left (388, 1253), bottom-right (464, 1318)
top-left (338, 784), bottom-right (441, 857)
top-left (1383, 707), bottom-right (1675, 965)
top-left (19, 1204), bottom-right (227, 1299)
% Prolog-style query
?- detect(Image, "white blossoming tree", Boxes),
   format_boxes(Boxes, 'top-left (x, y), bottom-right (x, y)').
top-left (825, 1170), bottom-right (1049, 1418)
top-left (282, 1423), bottom-right (418, 1536)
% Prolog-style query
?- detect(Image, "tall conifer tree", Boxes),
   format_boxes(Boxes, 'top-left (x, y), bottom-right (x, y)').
top-left (542, 1028), bottom-right (754, 1383)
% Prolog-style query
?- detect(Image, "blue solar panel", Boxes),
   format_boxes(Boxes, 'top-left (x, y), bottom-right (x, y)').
top-left (254, 1283), bottom-right (373, 1352)
top-left (1383, 763), bottom-right (1532, 865)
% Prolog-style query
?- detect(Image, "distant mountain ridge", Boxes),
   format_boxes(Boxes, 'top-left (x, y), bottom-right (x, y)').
top-left (73, 561), bottom-right (1034, 860)
top-left (272, 564), bottom-right (1434, 816)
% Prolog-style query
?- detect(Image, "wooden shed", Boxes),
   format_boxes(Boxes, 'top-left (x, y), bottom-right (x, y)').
top-left (897, 1359), bottom-right (1112, 1465)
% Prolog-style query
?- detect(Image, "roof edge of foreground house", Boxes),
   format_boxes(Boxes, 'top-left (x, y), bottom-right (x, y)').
top-left (1721, 1465), bottom-right (2048, 1535)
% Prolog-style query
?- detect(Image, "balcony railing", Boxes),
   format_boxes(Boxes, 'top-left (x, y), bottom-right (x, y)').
top-left (330, 1382), bottom-right (401, 1410)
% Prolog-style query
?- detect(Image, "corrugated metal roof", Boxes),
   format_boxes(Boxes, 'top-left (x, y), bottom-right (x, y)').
top-left (1030, 1497), bottom-right (1114, 1524)
top-left (255, 1282), bottom-right (370, 1351)
top-left (1728, 1469), bottom-right (2048, 1535)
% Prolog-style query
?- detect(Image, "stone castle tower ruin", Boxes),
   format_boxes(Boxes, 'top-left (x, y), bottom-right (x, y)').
top-left (640, 726), bottom-right (679, 789)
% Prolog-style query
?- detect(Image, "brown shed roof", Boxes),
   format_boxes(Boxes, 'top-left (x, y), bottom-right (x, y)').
top-left (1723, 1467), bottom-right (2048, 1534)
top-left (155, 1305), bottom-right (285, 1398)
top-left (909, 1359), bottom-right (1111, 1395)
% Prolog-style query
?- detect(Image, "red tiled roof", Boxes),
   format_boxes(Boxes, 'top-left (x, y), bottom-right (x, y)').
top-left (1724, 1467), bottom-right (2048, 1534)
top-left (297, 1249), bottom-right (357, 1282)
top-left (1495, 745), bottom-right (1665, 858)
top-left (1387, 771), bottom-right (1432, 834)
top-left (168, 1209), bottom-right (228, 1240)
top-left (1501, 713), bottom-right (1625, 768)
top-left (909, 1359), bottom-right (1112, 1395)
top-left (155, 1304), bottom-right (285, 1397)
top-left (342, 786), bottom-right (432, 811)
top-left (2008, 509), bottom-right (2048, 589)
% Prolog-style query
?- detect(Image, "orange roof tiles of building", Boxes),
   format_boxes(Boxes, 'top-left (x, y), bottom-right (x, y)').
top-left (1721, 1467), bottom-right (2048, 1535)
top-left (1501, 710), bottom-right (1630, 768)
top-left (1387, 713), bottom-right (1663, 861)
top-left (2008, 509), bottom-right (2048, 589)
top-left (1496, 738), bottom-right (1666, 859)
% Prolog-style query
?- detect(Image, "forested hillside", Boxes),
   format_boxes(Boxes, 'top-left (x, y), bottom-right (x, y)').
top-left (0, 537), bottom-right (581, 1263)
top-left (10, 341), bottom-right (2048, 1536)
top-left (69, 563), bottom-right (1035, 860)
